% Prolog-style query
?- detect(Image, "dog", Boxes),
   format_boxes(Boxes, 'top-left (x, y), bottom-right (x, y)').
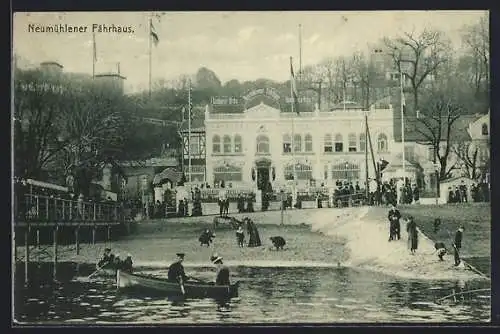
top-left (270, 236), bottom-right (286, 250)
top-left (199, 229), bottom-right (215, 247)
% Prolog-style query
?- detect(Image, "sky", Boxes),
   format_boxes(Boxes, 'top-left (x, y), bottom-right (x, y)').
top-left (13, 11), bottom-right (487, 93)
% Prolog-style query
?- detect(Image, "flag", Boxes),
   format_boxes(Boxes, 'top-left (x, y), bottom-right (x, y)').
top-left (92, 32), bottom-right (97, 62)
top-left (290, 57), bottom-right (299, 115)
top-left (150, 21), bottom-right (159, 46)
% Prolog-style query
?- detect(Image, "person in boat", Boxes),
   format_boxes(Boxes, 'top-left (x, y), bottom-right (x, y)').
top-left (210, 254), bottom-right (230, 286)
top-left (122, 253), bottom-right (133, 273)
top-left (434, 242), bottom-right (447, 261)
top-left (97, 248), bottom-right (114, 268)
top-left (453, 226), bottom-right (465, 266)
top-left (113, 253), bottom-right (123, 270)
top-left (167, 253), bottom-right (189, 284)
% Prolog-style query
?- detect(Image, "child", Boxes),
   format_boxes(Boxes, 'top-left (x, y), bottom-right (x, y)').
top-left (434, 242), bottom-right (447, 261)
top-left (236, 225), bottom-right (245, 247)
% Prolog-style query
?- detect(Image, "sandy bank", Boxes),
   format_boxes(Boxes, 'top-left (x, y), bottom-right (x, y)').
top-left (310, 206), bottom-right (488, 281)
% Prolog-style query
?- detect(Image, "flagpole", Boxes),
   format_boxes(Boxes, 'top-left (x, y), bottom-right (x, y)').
top-left (400, 69), bottom-right (405, 178)
top-left (290, 57), bottom-right (297, 184)
top-left (92, 32), bottom-right (96, 79)
top-left (188, 79), bottom-right (192, 184)
top-left (299, 24), bottom-right (302, 81)
top-left (149, 16), bottom-right (153, 99)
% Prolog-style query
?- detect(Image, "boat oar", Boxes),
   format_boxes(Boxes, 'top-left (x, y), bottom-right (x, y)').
top-left (179, 277), bottom-right (185, 295)
top-left (88, 262), bottom-right (109, 279)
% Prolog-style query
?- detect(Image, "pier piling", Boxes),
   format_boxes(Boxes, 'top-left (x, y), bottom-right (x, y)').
top-left (24, 227), bottom-right (29, 286)
top-left (53, 226), bottom-right (58, 280)
top-left (75, 226), bottom-right (80, 255)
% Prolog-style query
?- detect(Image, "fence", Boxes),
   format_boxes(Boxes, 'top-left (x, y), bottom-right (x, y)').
top-left (15, 194), bottom-right (125, 224)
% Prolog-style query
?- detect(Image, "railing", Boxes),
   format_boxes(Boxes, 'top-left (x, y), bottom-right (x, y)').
top-left (15, 194), bottom-right (126, 223)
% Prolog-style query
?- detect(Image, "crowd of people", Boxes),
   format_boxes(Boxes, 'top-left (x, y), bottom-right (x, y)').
top-left (97, 248), bottom-right (133, 273)
top-left (447, 181), bottom-right (490, 203)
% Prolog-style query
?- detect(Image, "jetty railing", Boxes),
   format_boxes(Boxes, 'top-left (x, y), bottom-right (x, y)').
top-left (15, 193), bottom-right (126, 225)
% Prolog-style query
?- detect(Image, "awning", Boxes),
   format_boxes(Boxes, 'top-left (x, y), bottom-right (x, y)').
top-left (25, 179), bottom-right (69, 192)
top-left (153, 168), bottom-right (183, 186)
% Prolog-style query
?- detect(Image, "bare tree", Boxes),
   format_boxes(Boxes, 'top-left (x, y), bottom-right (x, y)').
top-left (411, 92), bottom-right (463, 180)
top-left (453, 142), bottom-right (480, 180)
top-left (351, 51), bottom-right (379, 109)
top-left (384, 29), bottom-right (451, 112)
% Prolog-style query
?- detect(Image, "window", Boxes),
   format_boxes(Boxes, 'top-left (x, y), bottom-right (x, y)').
top-left (283, 134), bottom-right (292, 153)
top-left (359, 133), bottom-right (366, 152)
top-left (324, 164), bottom-right (329, 180)
top-left (324, 134), bottom-right (333, 152)
top-left (305, 134), bottom-right (313, 152)
top-left (377, 133), bottom-right (388, 153)
top-left (223, 135), bottom-right (231, 153)
top-left (256, 135), bottom-right (270, 154)
top-left (348, 133), bottom-right (357, 152)
top-left (214, 165), bottom-right (242, 182)
top-left (234, 135), bottom-right (242, 153)
top-left (334, 134), bottom-right (343, 152)
top-left (404, 145), bottom-right (415, 162)
top-left (212, 135), bottom-right (221, 153)
top-left (189, 137), bottom-right (200, 155)
top-left (293, 134), bottom-right (302, 152)
top-left (184, 165), bottom-right (205, 182)
top-left (427, 146), bottom-right (435, 161)
top-left (482, 123), bottom-right (489, 136)
top-left (331, 162), bottom-right (360, 180)
top-left (284, 163), bottom-right (313, 180)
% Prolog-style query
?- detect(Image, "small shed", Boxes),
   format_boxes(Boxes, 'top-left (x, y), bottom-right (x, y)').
top-left (439, 176), bottom-right (476, 203)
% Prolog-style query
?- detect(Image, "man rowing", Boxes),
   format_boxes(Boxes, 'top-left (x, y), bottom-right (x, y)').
top-left (167, 253), bottom-right (189, 284)
top-left (97, 248), bottom-right (115, 268)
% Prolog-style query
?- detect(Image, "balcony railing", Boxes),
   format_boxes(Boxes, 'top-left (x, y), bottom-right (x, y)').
top-left (15, 194), bottom-right (126, 224)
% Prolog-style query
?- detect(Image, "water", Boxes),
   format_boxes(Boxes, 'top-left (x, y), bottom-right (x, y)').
top-left (13, 262), bottom-right (490, 324)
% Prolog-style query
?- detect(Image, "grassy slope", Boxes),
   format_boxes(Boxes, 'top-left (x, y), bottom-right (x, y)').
top-left (398, 203), bottom-right (491, 258)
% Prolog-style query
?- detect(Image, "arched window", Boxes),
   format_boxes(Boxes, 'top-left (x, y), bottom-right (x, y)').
top-left (283, 134), bottom-right (291, 153)
top-left (377, 133), bottom-right (388, 152)
top-left (305, 134), bottom-right (313, 152)
top-left (482, 123), bottom-right (489, 135)
top-left (324, 134), bottom-right (333, 152)
top-left (234, 135), bottom-right (242, 153)
top-left (293, 134), bottom-right (302, 152)
top-left (348, 133), bottom-right (357, 152)
top-left (284, 163), bottom-right (313, 180)
top-left (212, 135), bottom-right (221, 153)
top-left (256, 135), bottom-right (270, 154)
top-left (334, 134), bottom-right (343, 152)
top-left (223, 135), bottom-right (231, 153)
top-left (359, 133), bottom-right (366, 152)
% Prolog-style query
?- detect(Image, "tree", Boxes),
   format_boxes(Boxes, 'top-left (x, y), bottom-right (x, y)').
top-left (351, 51), bottom-right (379, 109)
top-left (411, 91), bottom-right (464, 180)
top-left (384, 29), bottom-right (451, 112)
top-left (14, 67), bottom-right (71, 180)
top-left (453, 142), bottom-right (480, 180)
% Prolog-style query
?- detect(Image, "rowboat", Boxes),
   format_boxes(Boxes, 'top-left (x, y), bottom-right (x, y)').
top-left (116, 270), bottom-right (240, 299)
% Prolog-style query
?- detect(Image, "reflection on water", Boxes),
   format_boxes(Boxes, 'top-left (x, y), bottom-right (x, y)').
top-left (13, 262), bottom-right (490, 324)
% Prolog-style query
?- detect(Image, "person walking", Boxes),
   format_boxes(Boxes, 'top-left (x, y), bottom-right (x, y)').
top-left (387, 204), bottom-right (401, 241)
top-left (406, 216), bottom-right (418, 254)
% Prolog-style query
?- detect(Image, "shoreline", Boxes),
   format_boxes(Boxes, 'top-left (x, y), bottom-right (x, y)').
top-left (15, 206), bottom-right (490, 282)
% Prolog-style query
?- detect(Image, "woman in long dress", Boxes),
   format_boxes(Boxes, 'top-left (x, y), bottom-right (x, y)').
top-left (406, 216), bottom-right (418, 254)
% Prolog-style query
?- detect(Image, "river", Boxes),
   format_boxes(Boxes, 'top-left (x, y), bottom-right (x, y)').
top-left (13, 262), bottom-right (490, 324)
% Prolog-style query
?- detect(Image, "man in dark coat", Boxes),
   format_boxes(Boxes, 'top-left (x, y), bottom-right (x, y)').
top-left (97, 248), bottom-right (114, 268)
top-left (211, 254), bottom-right (230, 286)
top-left (459, 182), bottom-right (468, 203)
top-left (388, 204), bottom-right (401, 241)
top-left (453, 226), bottom-right (464, 266)
top-left (122, 253), bottom-right (133, 273)
top-left (167, 253), bottom-right (189, 283)
top-left (199, 229), bottom-right (215, 247)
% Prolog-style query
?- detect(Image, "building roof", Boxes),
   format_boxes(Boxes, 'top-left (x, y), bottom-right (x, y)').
top-left (392, 93), bottom-right (482, 143)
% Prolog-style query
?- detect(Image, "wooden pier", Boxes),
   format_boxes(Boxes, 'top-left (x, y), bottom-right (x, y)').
top-left (14, 193), bottom-right (131, 285)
